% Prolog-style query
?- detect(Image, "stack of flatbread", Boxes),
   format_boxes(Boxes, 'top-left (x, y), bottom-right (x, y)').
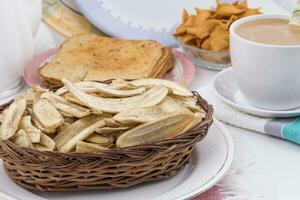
top-left (39, 34), bottom-right (174, 87)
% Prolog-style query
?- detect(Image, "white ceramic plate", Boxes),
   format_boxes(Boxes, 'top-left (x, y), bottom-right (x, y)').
top-left (0, 119), bottom-right (234, 200)
top-left (213, 68), bottom-right (300, 118)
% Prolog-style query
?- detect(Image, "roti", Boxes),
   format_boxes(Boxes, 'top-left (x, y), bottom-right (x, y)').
top-left (39, 34), bottom-right (174, 86)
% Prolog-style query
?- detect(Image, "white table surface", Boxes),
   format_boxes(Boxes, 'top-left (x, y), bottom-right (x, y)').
top-left (47, 1), bottom-right (300, 199)
top-left (189, 68), bottom-right (300, 200)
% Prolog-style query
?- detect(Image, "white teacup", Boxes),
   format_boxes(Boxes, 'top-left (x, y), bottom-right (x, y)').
top-left (230, 14), bottom-right (300, 111)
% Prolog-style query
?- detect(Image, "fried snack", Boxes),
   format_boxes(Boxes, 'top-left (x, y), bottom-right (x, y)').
top-left (113, 106), bottom-right (168, 125)
top-left (95, 127), bottom-right (130, 134)
top-left (11, 129), bottom-right (34, 149)
top-left (103, 118), bottom-right (122, 128)
top-left (33, 98), bottom-right (64, 130)
top-left (159, 96), bottom-right (191, 113)
top-left (42, 92), bottom-right (91, 118)
top-left (116, 113), bottom-right (195, 148)
top-left (173, 0), bottom-right (261, 51)
top-left (40, 133), bottom-right (56, 151)
top-left (33, 144), bottom-right (51, 151)
top-left (76, 141), bottom-right (108, 153)
top-left (113, 97), bottom-right (190, 125)
top-left (19, 116), bottom-right (41, 143)
top-left (109, 79), bottom-right (138, 90)
top-left (85, 134), bottom-right (113, 146)
top-left (62, 79), bottom-right (168, 113)
top-left (130, 79), bottom-right (192, 97)
top-left (30, 110), bottom-right (57, 134)
top-left (39, 34), bottom-right (174, 86)
top-left (55, 81), bottom-right (145, 97)
top-left (171, 95), bottom-right (206, 113)
top-left (0, 98), bottom-right (26, 140)
top-left (54, 115), bottom-right (105, 153)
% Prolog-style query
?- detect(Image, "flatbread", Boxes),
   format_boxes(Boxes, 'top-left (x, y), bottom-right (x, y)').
top-left (39, 34), bottom-right (174, 86)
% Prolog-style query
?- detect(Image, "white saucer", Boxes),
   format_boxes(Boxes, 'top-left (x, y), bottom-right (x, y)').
top-left (0, 119), bottom-right (234, 200)
top-left (213, 68), bottom-right (300, 118)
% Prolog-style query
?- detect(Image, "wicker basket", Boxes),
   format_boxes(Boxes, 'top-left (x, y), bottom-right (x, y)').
top-left (0, 91), bottom-right (213, 192)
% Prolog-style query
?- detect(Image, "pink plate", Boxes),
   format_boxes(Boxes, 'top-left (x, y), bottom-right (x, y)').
top-left (24, 48), bottom-right (195, 87)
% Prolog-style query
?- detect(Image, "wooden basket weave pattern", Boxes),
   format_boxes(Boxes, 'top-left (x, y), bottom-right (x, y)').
top-left (0, 92), bottom-right (213, 192)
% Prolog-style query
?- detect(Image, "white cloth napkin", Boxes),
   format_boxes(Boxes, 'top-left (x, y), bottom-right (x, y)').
top-left (199, 85), bottom-right (300, 145)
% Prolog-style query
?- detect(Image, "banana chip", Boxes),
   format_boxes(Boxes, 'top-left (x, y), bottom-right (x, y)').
top-left (11, 129), bottom-right (33, 149)
top-left (103, 118), bottom-right (122, 127)
top-left (54, 115), bottom-right (105, 153)
top-left (42, 92), bottom-right (91, 118)
top-left (117, 113), bottom-right (195, 148)
top-left (57, 123), bottom-right (70, 134)
top-left (33, 144), bottom-right (51, 151)
top-left (76, 141), bottom-right (108, 153)
top-left (113, 106), bottom-right (168, 125)
top-left (95, 126), bottom-right (130, 134)
top-left (33, 98), bottom-right (64, 130)
top-left (159, 96), bottom-right (191, 113)
top-left (30, 112), bottom-right (56, 134)
top-left (109, 79), bottom-right (138, 90)
top-left (62, 79), bottom-right (168, 113)
top-left (55, 81), bottom-right (144, 97)
top-left (69, 82), bottom-right (146, 97)
top-left (130, 79), bottom-right (192, 97)
top-left (85, 134), bottom-right (113, 146)
top-left (40, 133), bottom-right (56, 150)
top-left (171, 95), bottom-right (206, 113)
top-left (113, 97), bottom-right (191, 125)
top-left (0, 98), bottom-right (26, 140)
top-left (19, 116), bottom-right (41, 143)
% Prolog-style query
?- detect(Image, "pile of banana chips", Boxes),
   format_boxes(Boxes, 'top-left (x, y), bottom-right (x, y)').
top-left (0, 78), bottom-right (206, 153)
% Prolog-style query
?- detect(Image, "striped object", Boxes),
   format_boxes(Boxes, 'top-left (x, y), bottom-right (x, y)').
top-left (201, 85), bottom-right (300, 145)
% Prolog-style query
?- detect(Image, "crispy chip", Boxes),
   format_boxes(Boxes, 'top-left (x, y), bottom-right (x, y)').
top-left (103, 118), bottom-right (122, 128)
top-left (54, 115), bottom-right (105, 153)
top-left (95, 127), bottom-right (130, 134)
top-left (187, 20), bottom-right (221, 39)
top-left (0, 98), bottom-right (26, 140)
top-left (217, 3), bottom-right (247, 16)
top-left (180, 34), bottom-right (196, 44)
top-left (238, 8), bottom-right (261, 18)
top-left (173, 0), bottom-right (261, 51)
top-left (116, 113), bottom-right (195, 148)
top-left (40, 133), bottom-right (56, 150)
top-left (33, 98), bottom-right (64, 130)
top-left (76, 141), bottom-right (108, 153)
top-left (174, 24), bottom-right (187, 37)
top-left (11, 129), bottom-right (33, 149)
top-left (63, 79), bottom-right (168, 113)
top-left (182, 9), bottom-right (189, 23)
top-left (85, 134), bottom-right (113, 146)
top-left (194, 9), bottom-right (212, 23)
top-left (19, 116), bottom-right (41, 143)
top-left (209, 26), bottom-right (229, 51)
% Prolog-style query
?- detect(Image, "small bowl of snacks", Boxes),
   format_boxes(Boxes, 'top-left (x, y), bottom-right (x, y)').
top-left (173, 0), bottom-right (261, 70)
top-left (0, 78), bottom-right (213, 191)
